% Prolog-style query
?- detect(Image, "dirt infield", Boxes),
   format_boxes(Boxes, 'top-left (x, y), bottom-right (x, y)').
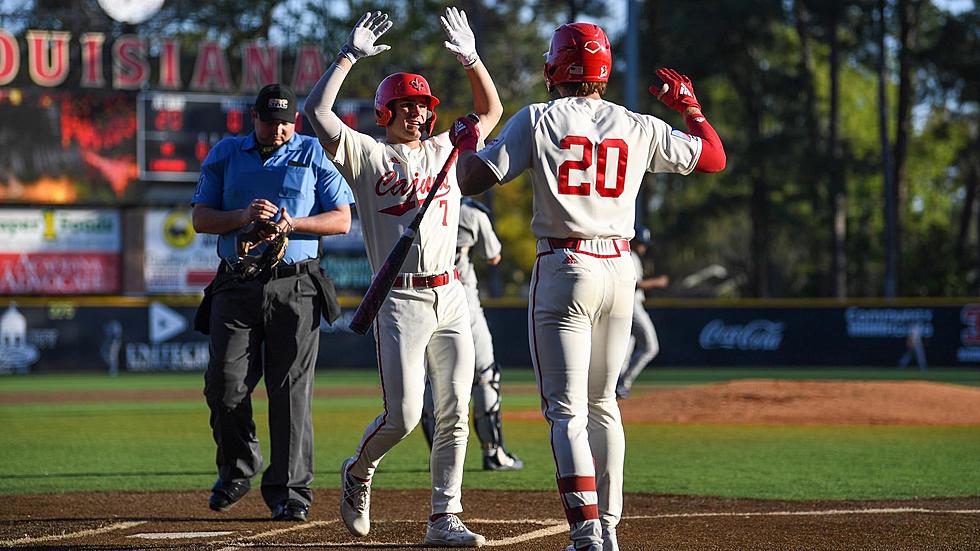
top-left (1, 490), bottom-right (978, 550)
top-left (3, 380), bottom-right (978, 549)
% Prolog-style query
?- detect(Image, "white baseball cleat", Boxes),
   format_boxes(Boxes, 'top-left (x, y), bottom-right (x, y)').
top-left (424, 514), bottom-right (486, 547)
top-left (340, 456), bottom-right (371, 536)
top-left (565, 545), bottom-right (601, 551)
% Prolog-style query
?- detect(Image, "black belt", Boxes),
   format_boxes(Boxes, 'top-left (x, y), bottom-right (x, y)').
top-left (220, 258), bottom-right (318, 280)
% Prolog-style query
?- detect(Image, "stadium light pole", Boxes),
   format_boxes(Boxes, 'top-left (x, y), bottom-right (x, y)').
top-left (878, 0), bottom-right (898, 298)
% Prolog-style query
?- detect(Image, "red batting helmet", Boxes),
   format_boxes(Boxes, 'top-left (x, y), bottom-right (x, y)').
top-left (375, 72), bottom-right (441, 135)
top-left (543, 23), bottom-right (612, 90)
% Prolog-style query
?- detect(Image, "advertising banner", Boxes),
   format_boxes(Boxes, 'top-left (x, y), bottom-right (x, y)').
top-left (144, 208), bottom-right (218, 293)
top-left (0, 208), bottom-right (121, 294)
top-left (0, 90), bottom-right (139, 205)
top-left (2, 299), bottom-right (979, 373)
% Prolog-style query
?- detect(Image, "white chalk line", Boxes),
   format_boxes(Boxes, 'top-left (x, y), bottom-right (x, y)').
top-left (624, 507), bottom-right (980, 520)
top-left (485, 522), bottom-right (568, 547)
top-left (8, 508), bottom-right (978, 548)
top-left (0, 520), bottom-right (146, 546)
top-left (213, 520), bottom-right (337, 550)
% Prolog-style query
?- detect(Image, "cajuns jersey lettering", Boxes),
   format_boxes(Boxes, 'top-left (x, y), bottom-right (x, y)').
top-left (477, 96), bottom-right (702, 240)
top-left (329, 125), bottom-right (461, 274)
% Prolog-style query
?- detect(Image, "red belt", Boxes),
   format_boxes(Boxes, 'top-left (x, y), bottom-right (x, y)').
top-left (391, 268), bottom-right (460, 289)
top-left (547, 238), bottom-right (630, 251)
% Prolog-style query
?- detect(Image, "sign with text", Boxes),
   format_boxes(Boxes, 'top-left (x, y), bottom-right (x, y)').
top-left (0, 209), bottom-right (121, 294)
top-left (143, 208), bottom-right (218, 294)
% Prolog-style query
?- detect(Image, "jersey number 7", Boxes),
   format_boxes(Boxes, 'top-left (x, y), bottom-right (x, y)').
top-left (558, 136), bottom-right (629, 198)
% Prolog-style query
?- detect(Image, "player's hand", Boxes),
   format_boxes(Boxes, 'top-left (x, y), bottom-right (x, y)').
top-left (650, 68), bottom-right (701, 114)
top-left (440, 7), bottom-right (479, 67)
top-left (340, 11), bottom-right (393, 62)
top-left (449, 113), bottom-right (481, 151)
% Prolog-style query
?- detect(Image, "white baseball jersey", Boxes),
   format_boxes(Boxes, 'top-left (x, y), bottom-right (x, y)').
top-left (328, 124), bottom-right (475, 516)
top-left (477, 96), bottom-right (702, 239)
top-left (330, 125), bottom-right (460, 275)
top-left (475, 95), bottom-right (703, 549)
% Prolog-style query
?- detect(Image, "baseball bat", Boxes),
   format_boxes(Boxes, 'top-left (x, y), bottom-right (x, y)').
top-left (348, 145), bottom-right (462, 335)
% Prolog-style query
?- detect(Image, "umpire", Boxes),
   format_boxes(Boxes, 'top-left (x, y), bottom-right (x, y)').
top-left (191, 83), bottom-right (353, 521)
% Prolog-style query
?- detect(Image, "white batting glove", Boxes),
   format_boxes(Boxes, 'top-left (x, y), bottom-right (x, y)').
top-left (339, 11), bottom-right (393, 63)
top-left (440, 7), bottom-right (479, 67)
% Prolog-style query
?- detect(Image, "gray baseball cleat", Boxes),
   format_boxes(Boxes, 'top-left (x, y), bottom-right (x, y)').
top-left (482, 447), bottom-right (524, 471)
top-left (602, 528), bottom-right (619, 551)
top-left (565, 545), bottom-right (602, 551)
top-left (340, 456), bottom-right (371, 536)
top-left (424, 514), bottom-right (486, 547)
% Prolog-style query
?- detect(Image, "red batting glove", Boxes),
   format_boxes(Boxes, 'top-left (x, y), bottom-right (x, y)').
top-left (650, 68), bottom-right (702, 114)
top-left (449, 113), bottom-right (481, 151)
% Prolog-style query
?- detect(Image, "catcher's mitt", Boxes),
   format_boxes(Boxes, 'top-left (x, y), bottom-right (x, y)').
top-left (232, 219), bottom-right (288, 281)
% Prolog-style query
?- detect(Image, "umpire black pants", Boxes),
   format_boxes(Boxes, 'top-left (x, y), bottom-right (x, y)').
top-left (203, 261), bottom-right (322, 509)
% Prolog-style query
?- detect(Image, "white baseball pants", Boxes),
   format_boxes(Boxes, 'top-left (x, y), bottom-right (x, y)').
top-left (346, 280), bottom-right (474, 515)
top-left (528, 238), bottom-right (634, 549)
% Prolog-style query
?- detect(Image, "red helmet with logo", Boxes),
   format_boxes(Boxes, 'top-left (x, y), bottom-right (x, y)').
top-left (543, 23), bottom-right (612, 90)
top-left (375, 72), bottom-right (441, 135)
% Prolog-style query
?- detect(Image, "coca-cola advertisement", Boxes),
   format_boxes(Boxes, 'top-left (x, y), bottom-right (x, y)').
top-left (698, 319), bottom-right (784, 351)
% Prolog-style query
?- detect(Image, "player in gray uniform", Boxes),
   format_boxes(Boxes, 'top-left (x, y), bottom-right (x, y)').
top-left (421, 198), bottom-right (524, 471)
top-left (616, 227), bottom-right (669, 399)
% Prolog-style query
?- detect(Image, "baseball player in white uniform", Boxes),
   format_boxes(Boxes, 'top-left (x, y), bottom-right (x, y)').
top-left (447, 23), bottom-right (726, 551)
top-left (616, 227), bottom-right (669, 399)
top-left (421, 198), bottom-right (524, 471)
top-left (303, 8), bottom-right (502, 547)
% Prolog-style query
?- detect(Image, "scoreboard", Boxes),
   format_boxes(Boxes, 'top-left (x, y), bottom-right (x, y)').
top-left (137, 92), bottom-right (377, 182)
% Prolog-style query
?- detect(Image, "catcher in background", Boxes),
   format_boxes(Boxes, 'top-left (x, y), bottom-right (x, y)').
top-left (421, 197), bottom-right (524, 471)
top-left (191, 83), bottom-right (354, 523)
top-left (616, 227), bottom-right (669, 399)
top-left (303, 8), bottom-right (501, 547)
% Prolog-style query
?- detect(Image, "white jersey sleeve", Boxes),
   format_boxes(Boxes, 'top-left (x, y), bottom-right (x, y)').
top-left (476, 97), bottom-right (702, 240)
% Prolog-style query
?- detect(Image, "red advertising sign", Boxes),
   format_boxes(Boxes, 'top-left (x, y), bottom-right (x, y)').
top-left (0, 252), bottom-right (120, 294)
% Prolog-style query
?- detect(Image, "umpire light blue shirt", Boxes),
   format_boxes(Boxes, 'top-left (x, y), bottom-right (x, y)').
top-left (192, 132), bottom-right (354, 264)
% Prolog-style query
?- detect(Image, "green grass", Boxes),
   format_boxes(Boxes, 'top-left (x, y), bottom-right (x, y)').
top-left (1, 369), bottom-right (978, 498)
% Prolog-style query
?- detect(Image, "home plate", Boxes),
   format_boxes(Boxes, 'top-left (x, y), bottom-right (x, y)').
top-left (128, 531), bottom-right (234, 539)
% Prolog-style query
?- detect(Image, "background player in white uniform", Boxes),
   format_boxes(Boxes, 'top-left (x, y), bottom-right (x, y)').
top-left (303, 8), bottom-right (502, 547)
top-left (421, 198), bottom-right (524, 471)
top-left (616, 226), bottom-right (669, 399)
top-left (447, 23), bottom-right (726, 551)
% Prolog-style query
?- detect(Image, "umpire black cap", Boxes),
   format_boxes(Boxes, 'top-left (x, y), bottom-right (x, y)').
top-left (255, 83), bottom-right (297, 123)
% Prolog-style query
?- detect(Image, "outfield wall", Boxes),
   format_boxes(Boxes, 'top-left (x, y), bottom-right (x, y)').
top-left (0, 298), bottom-right (978, 373)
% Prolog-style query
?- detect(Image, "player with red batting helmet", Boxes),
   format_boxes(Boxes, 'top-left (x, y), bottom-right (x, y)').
top-left (303, 7), bottom-right (503, 548)
top-left (449, 22), bottom-right (726, 551)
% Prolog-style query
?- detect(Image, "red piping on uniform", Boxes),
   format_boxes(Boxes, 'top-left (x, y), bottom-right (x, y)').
top-left (685, 113), bottom-right (726, 173)
top-left (529, 256), bottom-right (564, 480)
top-left (565, 503), bottom-right (600, 524)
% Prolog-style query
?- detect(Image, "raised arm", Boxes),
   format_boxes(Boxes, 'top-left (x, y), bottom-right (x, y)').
top-left (652, 68), bottom-right (726, 173)
top-left (304, 11), bottom-right (393, 157)
top-left (440, 7), bottom-right (503, 136)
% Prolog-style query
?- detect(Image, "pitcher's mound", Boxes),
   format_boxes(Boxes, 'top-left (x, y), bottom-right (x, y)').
top-left (616, 380), bottom-right (980, 425)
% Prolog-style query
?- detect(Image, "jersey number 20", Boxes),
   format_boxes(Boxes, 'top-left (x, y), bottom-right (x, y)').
top-left (558, 136), bottom-right (628, 198)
